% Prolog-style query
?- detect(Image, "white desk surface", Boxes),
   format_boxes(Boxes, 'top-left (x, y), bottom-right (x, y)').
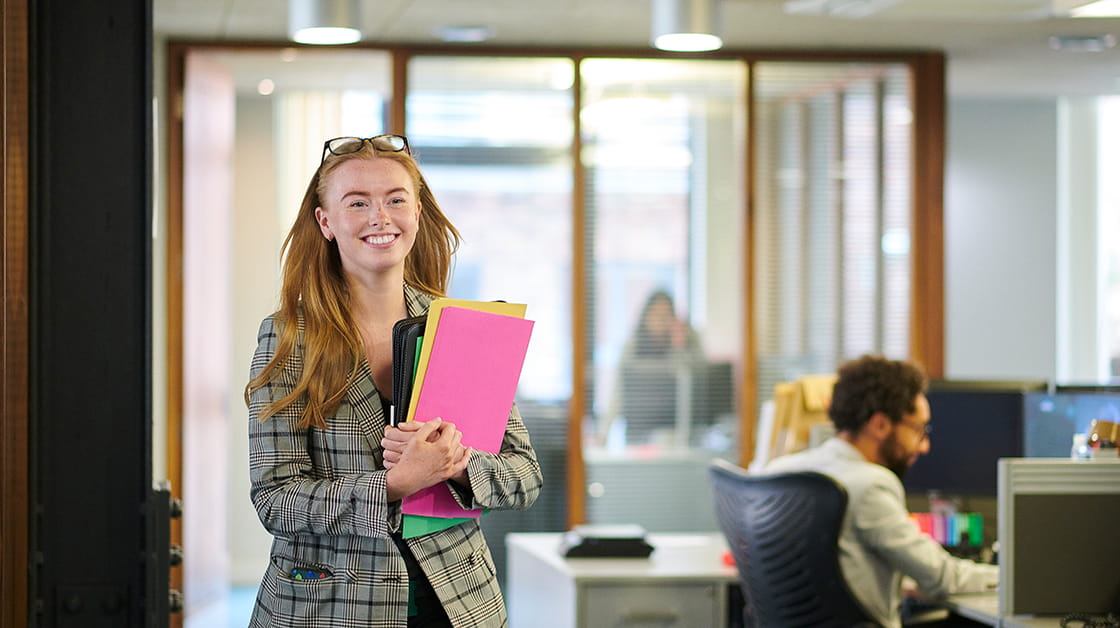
top-left (944, 592), bottom-right (1074, 627)
top-left (505, 532), bottom-right (738, 583)
top-left (944, 592), bottom-right (1001, 625)
top-left (1001, 615), bottom-right (1079, 628)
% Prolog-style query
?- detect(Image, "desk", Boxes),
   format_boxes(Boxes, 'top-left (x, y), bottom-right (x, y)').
top-left (944, 593), bottom-right (1001, 625)
top-left (506, 532), bottom-right (739, 628)
top-left (945, 592), bottom-right (1071, 627)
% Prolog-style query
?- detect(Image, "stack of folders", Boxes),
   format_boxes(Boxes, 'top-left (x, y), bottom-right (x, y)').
top-left (390, 298), bottom-right (534, 539)
top-left (909, 512), bottom-right (984, 548)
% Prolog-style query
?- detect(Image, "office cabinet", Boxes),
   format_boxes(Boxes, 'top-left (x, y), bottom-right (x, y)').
top-left (582, 582), bottom-right (723, 626)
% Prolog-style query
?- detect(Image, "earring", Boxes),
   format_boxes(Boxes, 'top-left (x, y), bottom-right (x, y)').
top-left (325, 234), bottom-right (334, 242)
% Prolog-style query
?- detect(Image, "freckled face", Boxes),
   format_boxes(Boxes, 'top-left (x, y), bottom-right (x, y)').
top-left (314, 158), bottom-right (421, 280)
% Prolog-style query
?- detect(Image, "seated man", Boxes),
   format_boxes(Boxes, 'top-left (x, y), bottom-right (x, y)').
top-left (764, 355), bottom-right (998, 628)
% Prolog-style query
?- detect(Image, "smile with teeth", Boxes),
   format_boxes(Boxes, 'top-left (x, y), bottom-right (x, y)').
top-left (363, 234), bottom-right (397, 245)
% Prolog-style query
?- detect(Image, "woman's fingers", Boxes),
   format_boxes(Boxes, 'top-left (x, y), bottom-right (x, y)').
top-left (383, 418), bottom-right (472, 497)
top-left (382, 448), bottom-right (402, 469)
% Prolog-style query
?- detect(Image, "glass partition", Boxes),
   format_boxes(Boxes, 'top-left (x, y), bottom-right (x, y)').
top-left (579, 58), bottom-right (747, 532)
top-left (752, 62), bottom-right (914, 420)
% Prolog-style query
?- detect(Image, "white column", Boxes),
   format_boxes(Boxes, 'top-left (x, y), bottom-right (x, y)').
top-left (1056, 97), bottom-right (1103, 382)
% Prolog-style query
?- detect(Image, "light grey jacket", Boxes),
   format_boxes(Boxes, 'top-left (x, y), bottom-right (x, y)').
top-left (247, 287), bottom-right (542, 627)
top-left (764, 438), bottom-right (998, 628)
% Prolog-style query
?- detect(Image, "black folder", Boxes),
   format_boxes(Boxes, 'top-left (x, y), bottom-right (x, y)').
top-left (390, 315), bottom-right (426, 426)
top-left (559, 524), bottom-right (654, 558)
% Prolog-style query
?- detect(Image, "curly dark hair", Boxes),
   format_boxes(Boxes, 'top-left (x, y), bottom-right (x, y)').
top-left (828, 355), bottom-right (928, 433)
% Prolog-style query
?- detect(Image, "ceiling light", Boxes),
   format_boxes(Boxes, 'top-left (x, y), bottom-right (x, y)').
top-left (1048, 33), bottom-right (1117, 51)
top-left (289, 0), bottom-right (362, 45)
top-left (435, 25), bottom-right (496, 43)
top-left (783, 0), bottom-right (904, 18)
top-left (1054, 0), bottom-right (1120, 16)
top-left (651, 0), bottom-right (723, 52)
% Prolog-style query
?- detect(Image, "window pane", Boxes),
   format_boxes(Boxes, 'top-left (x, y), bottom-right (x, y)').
top-left (407, 56), bottom-right (575, 403)
top-left (753, 62), bottom-right (913, 454)
top-left (581, 58), bottom-right (746, 532)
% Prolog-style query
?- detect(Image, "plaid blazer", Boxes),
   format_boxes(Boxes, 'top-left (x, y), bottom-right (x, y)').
top-left (247, 287), bottom-right (543, 628)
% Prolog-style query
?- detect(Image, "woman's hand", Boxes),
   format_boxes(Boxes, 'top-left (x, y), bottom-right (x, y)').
top-left (381, 421), bottom-right (424, 470)
top-left (382, 418), bottom-right (472, 501)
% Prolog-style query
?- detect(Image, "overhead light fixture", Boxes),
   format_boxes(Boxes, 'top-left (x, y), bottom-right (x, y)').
top-left (783, 0), bottom-right (903, 18)
top-left (435, 25), bottom-right (496, 43)
top-left (651, 0), bottom-right (723, 52)
top-left (1054, 0), bottom-right (1120, 16)
top-left (1048, 33), bottom-right (1117, 51)
top-left (289, 0), bottom-right (362, 45)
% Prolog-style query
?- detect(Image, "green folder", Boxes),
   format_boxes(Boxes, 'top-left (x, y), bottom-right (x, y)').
top-left (403, 511), bottom-right (490, 539)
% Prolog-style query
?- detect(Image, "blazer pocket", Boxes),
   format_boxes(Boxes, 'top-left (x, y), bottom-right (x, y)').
top-left (268, 554), bottom-right (343, 623)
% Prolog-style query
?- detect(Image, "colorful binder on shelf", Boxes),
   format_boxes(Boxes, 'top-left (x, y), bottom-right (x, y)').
top-left (397, 299), bottom-right (534, 530)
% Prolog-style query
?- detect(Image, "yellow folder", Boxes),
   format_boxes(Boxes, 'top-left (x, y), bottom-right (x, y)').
top-left (404, 298), bottom-right (527, 423)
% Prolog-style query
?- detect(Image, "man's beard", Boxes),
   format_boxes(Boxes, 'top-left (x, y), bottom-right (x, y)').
top-left (880, 433), bottom-right (912, 480)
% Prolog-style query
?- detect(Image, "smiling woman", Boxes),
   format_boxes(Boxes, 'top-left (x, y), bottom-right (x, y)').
top-left (241, 133), bottom-right (542, 627)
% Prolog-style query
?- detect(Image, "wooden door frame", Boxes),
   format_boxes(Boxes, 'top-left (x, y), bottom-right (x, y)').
top-left (1, 0), bottom-right (30, 626)
top-left (165, 41), bottom-right (186, 627)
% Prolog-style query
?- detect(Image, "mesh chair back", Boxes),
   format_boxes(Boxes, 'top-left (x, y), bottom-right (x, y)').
top-left (709, 458), bottom-right (879, 628)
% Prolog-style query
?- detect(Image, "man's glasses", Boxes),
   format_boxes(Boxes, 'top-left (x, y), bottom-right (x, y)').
top-left (899, 419), bottom-right (933, 442)
top-left (321, 135), bottom-right (410, 164)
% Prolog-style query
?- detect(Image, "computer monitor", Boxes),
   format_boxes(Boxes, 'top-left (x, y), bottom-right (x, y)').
top-left (618, 360), bottom-right (734, 445)
top-left (617, 361), bottom-right (673, 444)
top-left (691, 361), bottom-right (735, 427)
top-left (903, 380), bottom-right (1046, 497)
top-left (998, 458), bottom-right (1120, 616)
top-left (1022, 391), bottom-right (1120, 457)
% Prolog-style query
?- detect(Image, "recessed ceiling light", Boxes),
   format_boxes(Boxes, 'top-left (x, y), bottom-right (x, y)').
top-left (435, 25), bottom-right (495, 43)
top-left (1048, 33), bottom-right (1118, 51)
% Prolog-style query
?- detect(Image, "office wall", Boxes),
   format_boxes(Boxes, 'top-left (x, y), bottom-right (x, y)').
top-left (945, 99), bottom-right (1059, 380)
top-left (228, 95), bottom-right (284, 585)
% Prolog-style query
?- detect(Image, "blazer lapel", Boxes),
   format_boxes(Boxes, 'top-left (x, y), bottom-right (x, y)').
top-left (346, 359), bottom-right (386, 457)
top-left (347, 285), bottom-right (434, 458)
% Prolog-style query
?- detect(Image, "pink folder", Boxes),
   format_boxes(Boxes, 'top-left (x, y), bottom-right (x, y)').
top-left (402, 306), bottom-right (534, 519)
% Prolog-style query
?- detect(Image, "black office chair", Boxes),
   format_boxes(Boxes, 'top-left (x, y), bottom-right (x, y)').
top-left (709, 458), bottom-right (880, 628)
